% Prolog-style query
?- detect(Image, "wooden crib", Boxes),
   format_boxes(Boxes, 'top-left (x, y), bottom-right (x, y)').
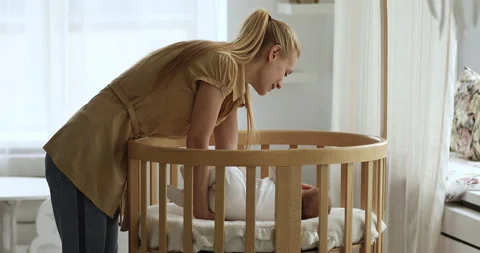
top-left (126, 130), bottom-right (387, 253)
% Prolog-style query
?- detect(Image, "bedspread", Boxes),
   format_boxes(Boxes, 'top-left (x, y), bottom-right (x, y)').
top-left (445, 152), bottom-right (480, 202)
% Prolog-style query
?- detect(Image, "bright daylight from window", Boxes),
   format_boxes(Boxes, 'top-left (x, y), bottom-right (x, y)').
top-left (0, 0), bottom-right (227, 149)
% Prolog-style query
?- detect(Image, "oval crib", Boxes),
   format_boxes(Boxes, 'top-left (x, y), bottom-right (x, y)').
top-left (126, 130), bottom-right (387, 253)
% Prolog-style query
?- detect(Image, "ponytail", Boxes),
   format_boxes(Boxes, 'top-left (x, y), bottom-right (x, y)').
top-left (228, 9), bottom-right (272, 149)
top-left (229, 9), bottom-right (271, 64)
top-left (229, 9), bottom-right (301, 150)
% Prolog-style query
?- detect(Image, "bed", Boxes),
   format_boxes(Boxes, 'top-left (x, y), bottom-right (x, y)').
top-left (439, 63), bottom-right (480, 253)
top-left (441, 152), bottom-right (480, 253)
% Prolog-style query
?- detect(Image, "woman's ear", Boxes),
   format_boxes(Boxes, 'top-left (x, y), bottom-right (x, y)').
top-left (267, 45), bottom-right (282, 62)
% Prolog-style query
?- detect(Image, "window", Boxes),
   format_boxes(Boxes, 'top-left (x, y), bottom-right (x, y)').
top-left (0, 0), bottom-right (227, 148)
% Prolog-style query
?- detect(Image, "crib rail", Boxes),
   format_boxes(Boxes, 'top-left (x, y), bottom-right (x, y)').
top-left (127, 130), bottom-right (387, 253)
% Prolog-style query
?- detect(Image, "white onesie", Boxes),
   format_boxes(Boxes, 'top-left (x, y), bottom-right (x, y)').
top-left (167, 166), bottom-right (277, 221)
top-left (208, 166), bottom-right (276, 221)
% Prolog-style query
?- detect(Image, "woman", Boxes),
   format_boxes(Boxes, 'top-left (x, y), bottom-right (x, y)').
top-left (44, 8), bottom-right (301, 253)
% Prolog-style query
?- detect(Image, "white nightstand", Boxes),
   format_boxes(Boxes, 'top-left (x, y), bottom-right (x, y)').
top-left (0, 177), bottom-right (50, 253)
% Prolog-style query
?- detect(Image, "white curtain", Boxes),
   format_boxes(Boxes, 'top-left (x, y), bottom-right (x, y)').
top-left (329, 0), bottom-right (382, 209)
top-left (332, 0), bottom-right (457, 253)
top-left (0, 0), bottom-right (225, 168)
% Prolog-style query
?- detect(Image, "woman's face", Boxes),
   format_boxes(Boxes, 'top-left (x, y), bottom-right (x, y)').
top-left (250, 45), bottom-right (298, 96)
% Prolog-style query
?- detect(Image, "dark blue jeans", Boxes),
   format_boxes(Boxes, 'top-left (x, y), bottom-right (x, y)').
top-left (45, 154), bottom-right (119, 253)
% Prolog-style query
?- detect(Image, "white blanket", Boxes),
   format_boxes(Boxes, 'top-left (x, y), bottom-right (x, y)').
top-left (139, 203), bottom-right (387, 252)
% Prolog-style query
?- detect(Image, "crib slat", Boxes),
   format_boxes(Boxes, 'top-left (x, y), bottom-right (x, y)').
top-left (340, 164), bottom-right (347, 208)
top-left (371, 160), bottom-right (379, 253)
top-left (383, 158), bottom-right (387, 213)
top-left (382, 157), bottom-right (387, 249)
top-left (128, 159), bottom-right (140, 253)
top-left (215, 166), bottom-right (226, 253)
top-left (158, 163), bottom-right (168, 253)
top-left (275, 165), bottom-right (302, 253)
top-left (342, 163), bottom-right (354, 253)
top-left (317, 145), bottom-right (328, 190)
top-left (138, 164), bottom-right (142, 213)
top-left (150, 163), bottom-right (158, 205)
top-left (375, 159), bottom-right (385, 253)
top-left (140, 161), bottom-right (148, 253)
top-left (360, 161), bottom-right (373, 253)
top-left (261, 145), bottom-right (269, 178)
top-left (183, 165), bottom-right (194, 253)
top-left (383, 158), bottom-right (387, 245)
top-left (317, 164), bottom-right (329, 253)
top-left (372, 161), bottom-right (378, 215)
top-left (245, 166), bottom-right (256, 253)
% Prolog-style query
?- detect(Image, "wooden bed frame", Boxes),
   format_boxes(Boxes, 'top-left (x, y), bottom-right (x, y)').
top-left (126, 130), bottom-right (387, 253)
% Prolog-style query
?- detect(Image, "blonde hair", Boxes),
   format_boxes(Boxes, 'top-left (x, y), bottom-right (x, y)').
top-left (137, 8), bottom-right (301, 148)
top-left (228, 8), bottom-right (301, 148)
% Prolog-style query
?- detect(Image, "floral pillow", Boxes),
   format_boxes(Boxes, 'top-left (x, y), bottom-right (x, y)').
top-left (450, 66), bottom-right (480, 161)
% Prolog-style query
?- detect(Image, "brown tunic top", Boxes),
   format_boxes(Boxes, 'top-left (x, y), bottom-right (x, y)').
top-left (43, 42), bottom-right (246, 229)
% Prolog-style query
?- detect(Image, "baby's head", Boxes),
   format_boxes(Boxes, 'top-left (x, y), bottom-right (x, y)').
top-left (301, 187), bottom-right (332, 219)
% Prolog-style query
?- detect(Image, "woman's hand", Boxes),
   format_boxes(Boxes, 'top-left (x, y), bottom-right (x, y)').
top-left (302, 183), bottom-right (313, 190)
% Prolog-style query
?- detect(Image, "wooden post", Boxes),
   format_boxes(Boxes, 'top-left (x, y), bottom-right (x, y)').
top-left (275, 166), bottom-right (302, 253)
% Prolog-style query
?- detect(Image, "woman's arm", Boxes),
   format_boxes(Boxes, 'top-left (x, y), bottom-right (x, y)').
top-left (214, 109), bottom-right (247, 175)
top-left (187, 81), bottom-right (224, 220)
top-left (214, 109), bottom-right (238, 150)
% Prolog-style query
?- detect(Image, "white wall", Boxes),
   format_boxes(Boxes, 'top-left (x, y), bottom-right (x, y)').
top-left (227, 1), bottom-right (335, 186)
top-left (457, 1), bottom-right (480, 74)
top-left (458, 31), bottom-right (480, 73)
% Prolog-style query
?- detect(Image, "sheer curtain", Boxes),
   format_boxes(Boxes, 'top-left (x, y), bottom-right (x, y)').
top-left (332, 0), bottom-right (457, 252)
top-left (0, 0), bottom-right (226, 171)
top-left (329, 0), bottom-right (382, 208)
top-left (386, 0), bottom-right (457, 251)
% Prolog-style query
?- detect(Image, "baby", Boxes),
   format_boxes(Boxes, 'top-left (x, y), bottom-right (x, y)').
top-left (301, 187), bottom-right (333, 220)
top-left (168, 166), bottom-right (332, 221)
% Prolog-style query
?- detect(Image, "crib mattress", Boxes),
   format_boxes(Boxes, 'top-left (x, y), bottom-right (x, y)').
top-left (138, 203), bottom-right (387, 253)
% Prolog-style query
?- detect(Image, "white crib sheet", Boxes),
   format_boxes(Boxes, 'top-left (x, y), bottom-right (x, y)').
top-left (138, 203), bottom-right (387, 253)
